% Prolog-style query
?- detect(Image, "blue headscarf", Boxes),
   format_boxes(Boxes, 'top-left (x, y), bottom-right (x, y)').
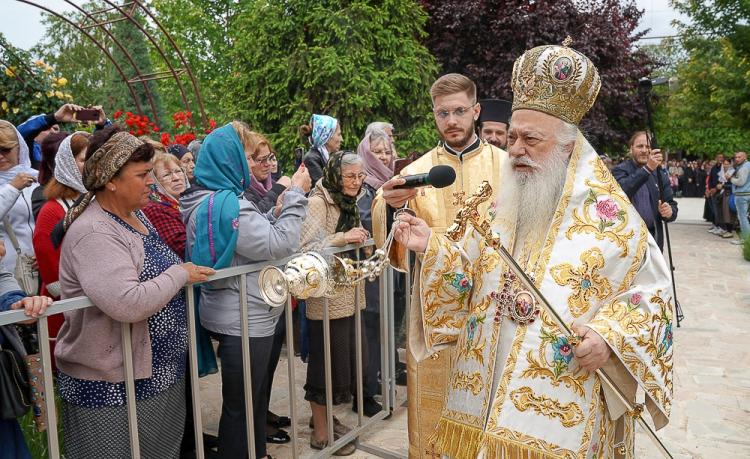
top-left (309, 114), bottom-right (338, 150)
top-left (190, 124), bottom-right (251, 269)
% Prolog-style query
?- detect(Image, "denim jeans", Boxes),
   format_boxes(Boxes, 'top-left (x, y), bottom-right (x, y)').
top-left (735, 195), bottom-right (750, 239)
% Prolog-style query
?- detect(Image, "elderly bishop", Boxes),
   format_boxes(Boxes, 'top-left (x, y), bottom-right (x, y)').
top-left (394, 42), bottom-right (674, 458)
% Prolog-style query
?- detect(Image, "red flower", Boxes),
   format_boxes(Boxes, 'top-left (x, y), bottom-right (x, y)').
top-left (208, 119), bottom-right (216, 129)
top-left (161, 133), bottom-right (171, 145)
top-left (113, 110), bottom-right (123, 119)
top-left (153, 126), bottom-right (160, 132)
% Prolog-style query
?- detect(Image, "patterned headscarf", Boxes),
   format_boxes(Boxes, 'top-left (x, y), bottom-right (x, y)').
top-left (190, 124), bottom-right (251, 269)
top-left (62, 132), bottom-right (144, 231)
top-left (309, 114), bottom-right (338, 156)
top-left (0, 122), bottom-right (39, 185)
top-left (54, 131), bottom-right (88, 194)
top-left (322, 151), bottom-right (361, 233)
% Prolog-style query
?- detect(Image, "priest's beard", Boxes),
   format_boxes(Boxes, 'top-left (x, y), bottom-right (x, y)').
top-left (495, 144), bottom-right (570, 250)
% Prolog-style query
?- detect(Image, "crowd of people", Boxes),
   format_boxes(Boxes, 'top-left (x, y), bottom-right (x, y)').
top-left (604, 147), bottom-right (749, 245)
top-left (0, 102), bottom-right (408, 459)
top-left (0, 77), bottom-right (747, 459)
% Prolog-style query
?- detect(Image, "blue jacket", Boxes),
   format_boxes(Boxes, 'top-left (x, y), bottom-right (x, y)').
top-left (612, 160), bottom-right (678, 250)
top-left (16, 113), bottom-right (56, 167)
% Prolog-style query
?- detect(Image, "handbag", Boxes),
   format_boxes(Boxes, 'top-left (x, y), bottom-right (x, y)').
top-left (3, 217), bottom-right (39, 295)
top-left (0, 338), bottom-right (31, 420)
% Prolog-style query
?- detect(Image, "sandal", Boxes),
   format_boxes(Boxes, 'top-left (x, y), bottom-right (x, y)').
top-left (308, 415), bottom-right (351, 435)
top-left (310, 433), bottom-right (356, 456)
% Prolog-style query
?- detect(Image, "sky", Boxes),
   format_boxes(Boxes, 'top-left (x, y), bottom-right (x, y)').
top-left (1, 0), bottom-right (687, 51)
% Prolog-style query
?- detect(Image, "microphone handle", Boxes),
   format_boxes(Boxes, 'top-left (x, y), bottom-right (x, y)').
top-left (393, 173), bottom-right (430, 189)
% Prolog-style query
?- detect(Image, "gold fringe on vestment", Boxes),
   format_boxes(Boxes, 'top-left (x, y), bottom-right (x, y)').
top-left (482, 434), bottom-right (558, 459)
top-left (429, 418), bottom-right (483, 459)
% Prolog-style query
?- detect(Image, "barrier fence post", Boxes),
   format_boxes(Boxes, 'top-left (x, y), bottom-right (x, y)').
top-left (379, 265), bottom-right (390, 413)
top-left (121, 323), bottom-right (141, 459)
top-left (284, 294), bottom-right (299, 459)
top-left (354, 249), bottom-right (365, 428)
top-left (239, 273), bottom-right (257, 457)
top-left (322, 296), bottom-right (335, 448)
top-left (37, 316), bottom-right (60, 459)
top-left (185, 286), bottom-right (205, 459)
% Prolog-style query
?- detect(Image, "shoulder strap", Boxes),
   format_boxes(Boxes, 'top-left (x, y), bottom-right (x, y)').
top-left (2, 216), bottom-right (22, 254)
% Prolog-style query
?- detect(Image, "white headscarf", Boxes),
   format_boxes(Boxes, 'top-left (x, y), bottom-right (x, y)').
top-left (54, 131), bottom-right (87, 194)
top-left (0, 124), bottom-right (39, 185)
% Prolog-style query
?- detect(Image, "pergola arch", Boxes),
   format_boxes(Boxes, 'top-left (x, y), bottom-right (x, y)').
top-left (7, 0), bottom-right (207, 128)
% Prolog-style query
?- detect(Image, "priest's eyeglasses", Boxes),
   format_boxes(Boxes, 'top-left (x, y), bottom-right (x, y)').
top-left (434, 105), bottom-right (475, 120)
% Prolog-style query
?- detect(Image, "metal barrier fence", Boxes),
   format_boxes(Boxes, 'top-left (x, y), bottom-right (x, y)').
top-left (0, 241), bottom-right (408, 459)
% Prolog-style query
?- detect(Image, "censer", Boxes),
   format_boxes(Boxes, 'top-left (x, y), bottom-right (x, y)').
top-left (258, 208), bottom-right (413, 307)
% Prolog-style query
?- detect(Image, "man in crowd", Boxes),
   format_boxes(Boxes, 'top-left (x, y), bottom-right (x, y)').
top-left (706, 153), bottom-right (727, 234)
top-left (477, 98), bottom-right (511, 149)
top-left (729, 151), bottom-right (750, 244)
top-left (372, 73), bottom-right (506, 458)
top-left (612, 133), bottom-right (678, 251)
top-left (393, 40), bottom-right (674, 458)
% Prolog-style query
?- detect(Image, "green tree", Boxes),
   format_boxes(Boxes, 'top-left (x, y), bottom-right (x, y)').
top-left (149, 0), bottom-right (243, 119)
top-left (650, 1), bottom-right (750, 157)
top-left (36, 2), bottom-right (164, 125)
top-left (654, 37), bottom-right (750, 157)
top-left (223, 0), bottom-right (439, 168)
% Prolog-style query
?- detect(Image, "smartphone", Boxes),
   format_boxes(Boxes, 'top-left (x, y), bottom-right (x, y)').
top-left (75, 109), bottom-right (100, 122)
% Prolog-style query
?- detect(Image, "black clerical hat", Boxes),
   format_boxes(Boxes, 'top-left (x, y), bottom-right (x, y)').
top-left (478, 99), bottom-right (512, 126)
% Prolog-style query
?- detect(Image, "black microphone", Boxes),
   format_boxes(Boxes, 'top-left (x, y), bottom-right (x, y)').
top-left (393, 165), bottom-right (456, 189)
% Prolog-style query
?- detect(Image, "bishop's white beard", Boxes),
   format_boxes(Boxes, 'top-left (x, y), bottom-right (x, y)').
top-left (494, 144), bottom-right (570, 249)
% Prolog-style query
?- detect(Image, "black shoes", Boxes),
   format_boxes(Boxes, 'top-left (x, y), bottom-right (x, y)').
top-left (352, 396), bottom-right (383, 417)
top-left (266, 428), bottom-right (291, 444)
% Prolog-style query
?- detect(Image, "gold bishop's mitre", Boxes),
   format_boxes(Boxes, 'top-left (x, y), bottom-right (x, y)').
top-left (511, 37), bottom-right (601, 125)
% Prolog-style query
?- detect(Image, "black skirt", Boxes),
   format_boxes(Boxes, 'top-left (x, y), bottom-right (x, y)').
top-left (304, 315), bottom-right (365, 406)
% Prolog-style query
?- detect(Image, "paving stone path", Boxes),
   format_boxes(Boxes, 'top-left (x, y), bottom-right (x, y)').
top-left (199, 198), bottom-right (750, 458)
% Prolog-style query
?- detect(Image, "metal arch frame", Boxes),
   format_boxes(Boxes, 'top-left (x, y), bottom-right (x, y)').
top-left (15, 0), bottom-right (146, 117)
top-left (9, 0), bottom-right (208, 128)
top-left (61, 0), bottom-right (160, 121)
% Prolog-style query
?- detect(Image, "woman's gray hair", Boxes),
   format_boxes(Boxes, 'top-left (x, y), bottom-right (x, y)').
top-left (365, 121), bottom-right (394, 137)
top-left (367, 128), bottom-right (391, 147)
top-left (340, 151), bottom-right (363, 168)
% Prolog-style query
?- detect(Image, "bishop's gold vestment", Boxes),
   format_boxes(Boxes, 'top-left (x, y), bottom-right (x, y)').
top-left (414, 134), bottom-right (674, 459)
top-left (372, 139), bottom-right (506, 458)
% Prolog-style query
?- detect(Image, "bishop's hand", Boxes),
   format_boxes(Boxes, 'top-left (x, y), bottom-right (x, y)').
top-left (394, 213), bottom-right (431, 253)
top-left (571, 324), bottom-right (611, 372)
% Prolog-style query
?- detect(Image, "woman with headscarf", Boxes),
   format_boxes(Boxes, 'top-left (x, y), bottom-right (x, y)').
top-left (53, 125), bottom-right (215, 459)
top-left (169, 143), bottom-right (196, 181)
top-left (181, 121), bottom-right (308, 459)
top-left (33, 131), bottom-right (89, 299)
top-left (355, 128), bottom-right (395, 416)
top-left (300, 114), bottom-right (343, 186)
top-left (31, 131), bottom-right (70, 220)
top-left (300, 151), bottom-right (369, 455)
top-left (0, 120), bottom-right (40, 280)
top-left (32, 131), bottom-right (89, 367)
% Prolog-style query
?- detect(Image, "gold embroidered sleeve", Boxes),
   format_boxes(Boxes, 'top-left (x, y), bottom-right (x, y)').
top-left (419, 231), bottom-right (479, 351)
top-left (586, 240), bottom-right (674, 429)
